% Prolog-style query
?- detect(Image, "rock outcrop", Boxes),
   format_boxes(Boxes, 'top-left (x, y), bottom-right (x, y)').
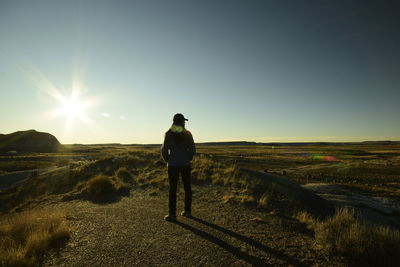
top-left (0, 130), bottom-right (61, 153)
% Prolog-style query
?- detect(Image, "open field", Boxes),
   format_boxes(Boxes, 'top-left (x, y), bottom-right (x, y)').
top-left (1, 142), bottom-right (400, 210)
top-left (2, 142), bottom-right (400, 190)
top-left (1, 142), bottom-right (400, 266)
top-left (197, 143), bottom-right (400, 200)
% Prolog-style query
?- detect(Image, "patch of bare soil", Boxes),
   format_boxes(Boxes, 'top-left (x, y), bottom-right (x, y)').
top-left (43, 185), bottom-right (345, 266)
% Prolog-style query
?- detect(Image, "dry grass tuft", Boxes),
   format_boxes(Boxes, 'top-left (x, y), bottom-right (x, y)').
top-left (295, 210), bottom-right (318, 230)
top-left (257, 192), bottom-right (271, 208)
top-left (81, 175), bottom-right (130, 202)
top-left (85, 175), bottom-right (115, 195)
top-left (249, 216), bottom-right (267, 223)
top-left (222, 194), bottom-right (257, 206)
top-left (115, 167), bottom-right (133, 183)
top-left (0, 209), bottom-right (70, 266)
top-left (222, 195), bottom-right (234, 204)
top-left (296, 208), bottom-right (400, 266)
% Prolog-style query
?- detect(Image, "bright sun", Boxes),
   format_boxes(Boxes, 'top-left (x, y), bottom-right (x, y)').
top-left (51, 87), bottom-right (95, 128)
top-left (59, 96), bottom-right (85, 120)
top-left (24, 64), bottom-right (99, 131)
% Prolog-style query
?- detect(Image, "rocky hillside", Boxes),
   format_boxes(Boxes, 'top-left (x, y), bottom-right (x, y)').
top-left (0, 130), bottom-right (61, 153)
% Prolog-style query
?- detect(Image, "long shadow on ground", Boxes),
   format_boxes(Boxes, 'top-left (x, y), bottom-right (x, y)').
top-left (174, 216), bottom-right (304, 266)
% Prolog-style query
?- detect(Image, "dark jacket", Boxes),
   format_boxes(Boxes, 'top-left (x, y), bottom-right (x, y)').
top-left (161, 130), bottom-right (196, 166)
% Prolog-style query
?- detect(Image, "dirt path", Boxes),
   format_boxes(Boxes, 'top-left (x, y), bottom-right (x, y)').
top-left (43, 185), bottom-right (343, 266)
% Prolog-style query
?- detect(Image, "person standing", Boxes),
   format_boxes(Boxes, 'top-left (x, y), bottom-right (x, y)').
top-left (161, 113), bottom-right (196, 222)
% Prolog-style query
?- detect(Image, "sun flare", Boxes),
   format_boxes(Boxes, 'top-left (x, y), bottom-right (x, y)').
top-left (48, 83), bottom-right (98, 130)
top-left (58, 96), bottom-right (86, 120)
top-left (21, 59), bottom-right (102, 133)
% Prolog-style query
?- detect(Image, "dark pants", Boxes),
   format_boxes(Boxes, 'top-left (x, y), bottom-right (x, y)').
top-left (168, 165), bottom-right (192, 215)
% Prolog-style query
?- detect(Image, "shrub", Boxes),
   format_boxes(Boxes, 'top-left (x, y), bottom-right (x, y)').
top-left (84, 175), bottom-right (115, 197)
top-left (81, 175), bottom-right (130, 202)
top-left (296, 208), bottom-right (400, 266)
top-left (0, 209), bottom-right (70, 266)
top-left (316, 208), bottom-right (400, 266)
top-left (116, 167), bottom-right (133, 183)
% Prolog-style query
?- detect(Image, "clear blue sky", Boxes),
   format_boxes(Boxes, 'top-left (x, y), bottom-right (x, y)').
top-left (1, 0), bottom-right (399, 144)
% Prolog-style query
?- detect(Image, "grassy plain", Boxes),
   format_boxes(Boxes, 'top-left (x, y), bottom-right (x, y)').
top-left (196, 143), bottom-right (400, 200)
top-left (1, 142), bottom-right (400, 209)
top-left (1, 142), bottom-right (400, 266)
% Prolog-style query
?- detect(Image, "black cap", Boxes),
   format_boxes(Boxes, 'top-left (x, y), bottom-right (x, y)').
top-left (173, 113), bottom-right (188, 123)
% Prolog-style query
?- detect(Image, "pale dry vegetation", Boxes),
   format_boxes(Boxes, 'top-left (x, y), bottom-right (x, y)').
top-left (79, 174), bottom-right (130, 202)
top-left (191, 156), bottom-right (293, 212)
top-left (2, 144), bottom-right (400, 265)
top-left (296, 208), bottom-right (400, 266)
top-left (191, 156), bottom-right (237, 185)
top-left (0, 209), bottom-right (70, 266)
top-left (0, 151), bottom-right (154, 210)
top-left (197, 143), bottom-right (400, 200)
top-left (2, 143), bottom-right (400, 212)
top-left (116, 167), bottom-right (134, 183)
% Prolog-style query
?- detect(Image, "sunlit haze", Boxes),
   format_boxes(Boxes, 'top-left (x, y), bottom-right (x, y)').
top-left (1, 0), bottom-right (399, 144)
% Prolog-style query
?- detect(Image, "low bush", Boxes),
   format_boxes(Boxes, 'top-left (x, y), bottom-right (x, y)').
top-left (296, 208), bottom-right (400, 266)
top-left (0, 209), bottom-right (70, 266)
top-left (81, 175), bottom-right (129, 202)
top-left (86, 175), bottom-right (115, 195)
top-left (116, 167), bottom-right (133, 183)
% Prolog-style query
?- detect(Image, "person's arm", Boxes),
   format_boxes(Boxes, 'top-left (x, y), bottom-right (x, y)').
top-left (161, 134), bottom-right (170, 162)
top-left (187, 132), bottom-right (196, 161)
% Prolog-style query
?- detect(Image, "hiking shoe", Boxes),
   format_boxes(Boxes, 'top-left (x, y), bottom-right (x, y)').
top-left (180, 211), bottom-right (192, 217)
top-left (164, 214), bottom-right (176, 222)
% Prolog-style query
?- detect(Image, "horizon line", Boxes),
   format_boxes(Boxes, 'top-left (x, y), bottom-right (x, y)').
top-left (61, 140), bottom-right (400, 146)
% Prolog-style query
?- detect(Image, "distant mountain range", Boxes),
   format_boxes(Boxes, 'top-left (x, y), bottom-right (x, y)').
top-left (0, 130), bottom-right (61, 152)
